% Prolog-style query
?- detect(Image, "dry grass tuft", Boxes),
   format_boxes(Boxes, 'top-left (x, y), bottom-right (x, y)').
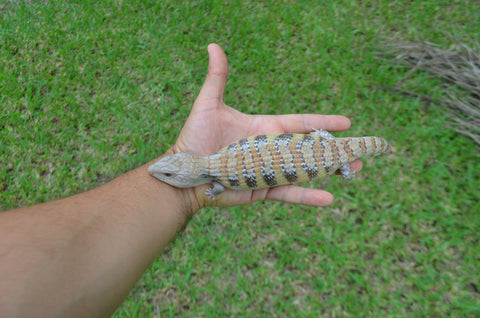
top-left (381, 40), bottom-right (480, 146)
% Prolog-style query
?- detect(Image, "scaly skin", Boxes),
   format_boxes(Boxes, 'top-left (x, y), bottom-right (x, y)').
top-left (148, 130), bottom-right (391, 199)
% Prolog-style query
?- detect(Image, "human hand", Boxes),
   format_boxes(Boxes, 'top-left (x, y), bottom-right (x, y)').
top-left (169, 44), bottom-right (362, 210)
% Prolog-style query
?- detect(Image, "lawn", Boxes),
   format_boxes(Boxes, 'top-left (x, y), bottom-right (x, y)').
top-left (1, 0), bottom-right (479, 316)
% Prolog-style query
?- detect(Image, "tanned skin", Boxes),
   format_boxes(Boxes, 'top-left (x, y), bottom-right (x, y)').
top-left (0, 44), bottom-right (360, 317)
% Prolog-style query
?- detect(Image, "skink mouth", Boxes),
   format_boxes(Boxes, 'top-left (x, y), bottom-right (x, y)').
top-left (147, 162), bottom-right (166, 180)
top-left (148, 170), bottom-right (162, 181)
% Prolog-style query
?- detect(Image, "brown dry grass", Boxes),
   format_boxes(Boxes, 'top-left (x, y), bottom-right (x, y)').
top-left (380, 40), bottom-right (480, 146)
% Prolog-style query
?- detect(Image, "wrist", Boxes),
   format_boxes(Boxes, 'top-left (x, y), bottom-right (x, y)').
top-left (144, 149), bottom-right (202, 219)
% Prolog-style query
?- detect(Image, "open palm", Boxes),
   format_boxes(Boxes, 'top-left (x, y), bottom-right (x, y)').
top-left (171, 44), bottom-right (361, 208)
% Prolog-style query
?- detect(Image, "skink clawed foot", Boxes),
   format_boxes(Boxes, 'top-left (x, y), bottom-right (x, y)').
top-left (204, 181), bottom-right (225, 200)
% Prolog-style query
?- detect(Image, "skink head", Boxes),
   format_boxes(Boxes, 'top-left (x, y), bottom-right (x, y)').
top-left (148, 152), bottom-right (210, 188)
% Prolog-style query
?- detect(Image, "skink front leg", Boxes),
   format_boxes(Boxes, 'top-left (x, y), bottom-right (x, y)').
top-left (205, 181), bottom-right (225, 200)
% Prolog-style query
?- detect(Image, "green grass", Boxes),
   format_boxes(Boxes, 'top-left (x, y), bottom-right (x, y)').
top-left (1, 0), bottom-right (479, 316)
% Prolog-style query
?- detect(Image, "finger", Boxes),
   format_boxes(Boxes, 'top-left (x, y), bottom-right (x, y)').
top-left (197, 43), bottom-right (229, 101)
top-left (263, 185), bottom-right (334, 207)
top-left (349, 158), bottom-right (363, 173)
top-left (332, 158), bottom-right (363, 177)
top-left (266, 113), bottom-right (351, 133)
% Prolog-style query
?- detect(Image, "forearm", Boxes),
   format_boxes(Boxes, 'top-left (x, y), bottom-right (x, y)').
top-left (0, 155), bottom-right (197, 317)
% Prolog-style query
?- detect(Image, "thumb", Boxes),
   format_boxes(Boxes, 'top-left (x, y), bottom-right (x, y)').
top-left (197, 43), bottom-right (229, 101)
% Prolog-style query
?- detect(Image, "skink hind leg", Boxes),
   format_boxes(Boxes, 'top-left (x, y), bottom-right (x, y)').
top-left (340, 164), bottom-right (355, 180)
top-left (205, 181), bottom-right (225, 200)
top-left (312, 128), bottom-right (354, 180)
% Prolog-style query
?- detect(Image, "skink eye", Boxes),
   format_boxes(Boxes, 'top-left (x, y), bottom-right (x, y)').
top-left (163, 173), bottom-right (173, 177)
